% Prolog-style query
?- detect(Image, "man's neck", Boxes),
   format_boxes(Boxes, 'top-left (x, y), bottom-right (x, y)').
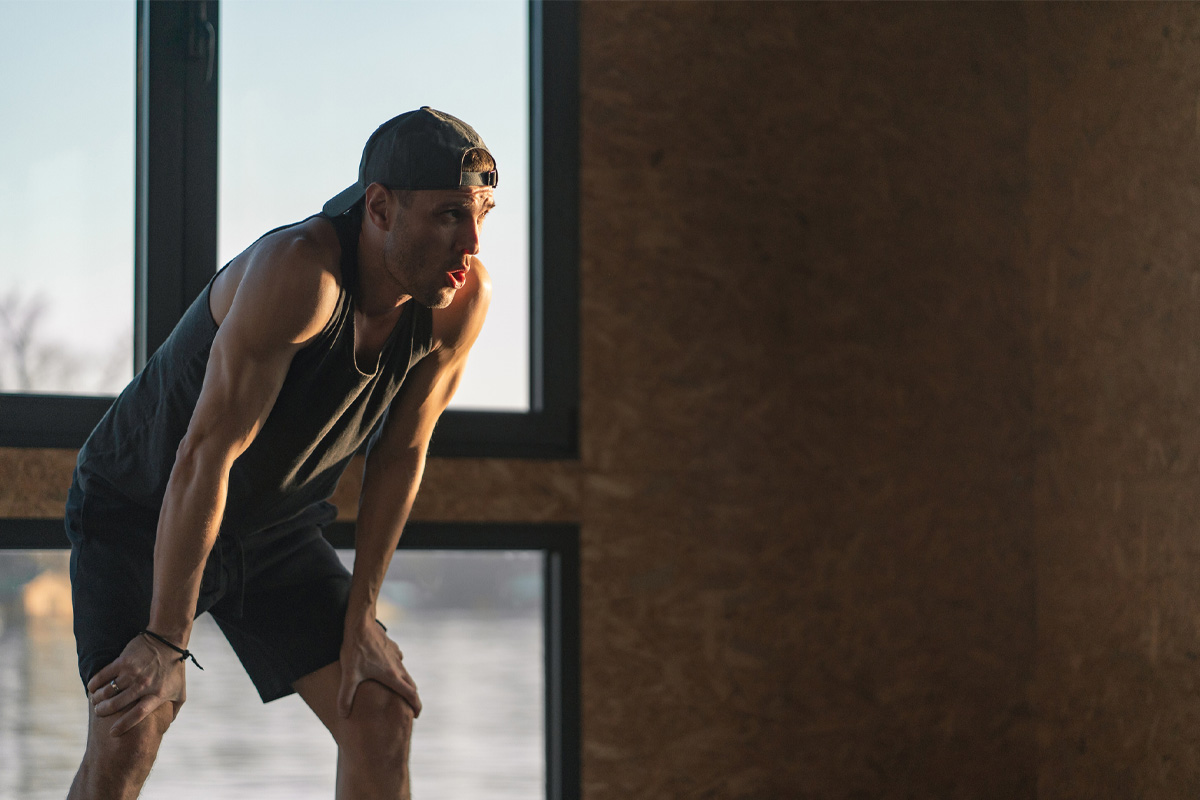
top-left (354, 228), bottom-right (412, 318)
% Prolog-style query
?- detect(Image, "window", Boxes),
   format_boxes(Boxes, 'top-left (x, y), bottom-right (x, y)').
top-left (0, 1), bottom-right (135, 397)
top-left (218, 0), bottom-right (531, 411)
top-left (0, 0), bottom-right (578, 456)
top-left (0, 524), bottom-right (580, 799)
top-left (0, 0), bottom-right (580, 796)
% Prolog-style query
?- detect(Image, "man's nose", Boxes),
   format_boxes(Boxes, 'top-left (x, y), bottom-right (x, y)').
top-left (460, 221), bottom-right (481, 256)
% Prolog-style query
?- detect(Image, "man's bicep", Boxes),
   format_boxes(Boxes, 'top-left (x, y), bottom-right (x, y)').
top-left (183, 255), bottom-right (334, 458)
top-left (184, 330), bottom-right (298, 460)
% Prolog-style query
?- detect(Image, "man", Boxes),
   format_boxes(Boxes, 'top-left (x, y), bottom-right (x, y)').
top-left (64, 107), bottom-right (496, 799)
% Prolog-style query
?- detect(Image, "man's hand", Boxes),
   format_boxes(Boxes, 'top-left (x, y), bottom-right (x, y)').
top-left (337, 618), bottom-right (422, 719)
top-left (86, 633), bottom-right (187, 736)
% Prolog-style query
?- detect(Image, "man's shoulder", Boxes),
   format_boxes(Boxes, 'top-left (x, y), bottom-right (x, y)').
top-left (430, 255), bottom-right (492, 353)
top-left (213, 217), bottom-right (347, 346)
top-left (254, 216), bottom-right (345, 285)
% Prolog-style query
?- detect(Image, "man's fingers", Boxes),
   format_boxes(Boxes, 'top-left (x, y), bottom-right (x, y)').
top-left (404, 689), bottom-right (422, 718)
top-left (86, 662), bottom-right (120, 696)
top-left (378, 669), bottom-right (422, 718)
top-left (337, 672), bottom-right (359, 719)
top-left (94, 683), bottom-right (140, 717)
top-left (110, 695), bottom-right (159, 737)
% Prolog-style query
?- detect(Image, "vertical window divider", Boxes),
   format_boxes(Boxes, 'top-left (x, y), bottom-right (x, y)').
top-left (544, 527), bottom-right (582, 800)
top-left (136, 0), bottom-right (219, 369)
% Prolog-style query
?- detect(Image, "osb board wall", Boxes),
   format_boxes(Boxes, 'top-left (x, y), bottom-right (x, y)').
top-left (0, 448), bottom-right (75, 518)
top-left (579, 3), bottom-right (1033, 798)
top-left (0, 449), bottom-right (581, 523)
top-left (1027, 4), bottom-right (1200, 797)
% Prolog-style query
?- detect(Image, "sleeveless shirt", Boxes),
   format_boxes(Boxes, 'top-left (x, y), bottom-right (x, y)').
top-left (75, 208), bottom-right (434, 539)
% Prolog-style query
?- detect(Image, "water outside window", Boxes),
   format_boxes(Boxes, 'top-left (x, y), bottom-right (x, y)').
top-left (0, 1), bottom-right (135, 395)
top-left (0, 549), bottom-right (545, 799)
top-left (219, 0), bottom-right (531, 411)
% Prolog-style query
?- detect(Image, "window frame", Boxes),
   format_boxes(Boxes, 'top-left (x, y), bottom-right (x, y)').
top-left (0, 0), bottom-right (579, 460)
top-left (0, 520), bottom-right (581, 800)
top-left (0, 2), bottom-right (580, 797)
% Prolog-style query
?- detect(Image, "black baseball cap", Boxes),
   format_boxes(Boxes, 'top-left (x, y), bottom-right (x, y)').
top-left (322, 106), bottom-right (498, 216)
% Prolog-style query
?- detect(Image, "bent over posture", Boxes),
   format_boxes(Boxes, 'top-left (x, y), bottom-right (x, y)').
top-left (65, 107), bottom-right (497, 799)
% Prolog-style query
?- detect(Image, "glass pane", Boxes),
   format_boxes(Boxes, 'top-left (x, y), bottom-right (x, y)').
top-left (0, 2), bottom-right (134, 395)
top-left (0, 549), bottom-right (544, 799)
top-left (219, 0), bottom-right (530, 411)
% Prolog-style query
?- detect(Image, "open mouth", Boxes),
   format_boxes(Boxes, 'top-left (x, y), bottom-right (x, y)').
top-left (446, 269), bottom-right (467, 289)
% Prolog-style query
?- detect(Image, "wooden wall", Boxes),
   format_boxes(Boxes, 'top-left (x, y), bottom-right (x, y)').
top-left (7, 2), bottom-right (1200, 797)
top-left (1028, 4), bottom-right (1200, 797)
top-left (579, 3), bottom-right (1033, 797)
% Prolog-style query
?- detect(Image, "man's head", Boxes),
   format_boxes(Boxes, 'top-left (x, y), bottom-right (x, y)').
top-left (365, 180), bottom-right (494, 309)
top-left (339, 109), bottom-right (497, 308)
top-left (323, 107), bottom-right (497, 216)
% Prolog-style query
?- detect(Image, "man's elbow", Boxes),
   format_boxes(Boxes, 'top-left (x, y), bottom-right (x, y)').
top-left (173, 426), bottom-right (241, 481)
top-left (366, 439), bottom-right (426, 476)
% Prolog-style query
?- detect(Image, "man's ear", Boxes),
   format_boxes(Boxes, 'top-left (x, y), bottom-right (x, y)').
top-left (363, 183), bottom-right (393, 231)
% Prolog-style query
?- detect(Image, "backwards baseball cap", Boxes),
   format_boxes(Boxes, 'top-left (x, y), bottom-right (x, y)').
top-left (322, 106), bottom-right (498, 216)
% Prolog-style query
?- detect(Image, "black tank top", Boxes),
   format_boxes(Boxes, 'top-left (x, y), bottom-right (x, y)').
top-left (75, 208), bottom-right (434, 538)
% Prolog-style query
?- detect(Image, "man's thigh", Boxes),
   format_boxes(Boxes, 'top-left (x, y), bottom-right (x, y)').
top-left (66, 480), bottom-right (161, 687)
top-left (206, 510), bottom-right (351, 704)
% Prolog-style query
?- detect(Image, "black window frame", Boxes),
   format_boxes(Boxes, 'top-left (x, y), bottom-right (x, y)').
top-left (0, 2), bottom-right (580, 797)
top-left (0, 0), bottom-right (579, 460)
top-left (0, 520), bottom-right (581, 800)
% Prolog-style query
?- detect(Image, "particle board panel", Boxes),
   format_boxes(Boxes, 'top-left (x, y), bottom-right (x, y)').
top-left (0, 447), bottom-right (76, 518)
top-left (0, 448), bottom-right (582, 525)
top-left (579, 2), bottom-right (1033, 797)
top-left (1027, 3), bottom-right (1200, 797)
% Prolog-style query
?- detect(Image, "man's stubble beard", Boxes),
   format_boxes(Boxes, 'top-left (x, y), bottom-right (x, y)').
top-left (382, 226), bottom-right (454, 309)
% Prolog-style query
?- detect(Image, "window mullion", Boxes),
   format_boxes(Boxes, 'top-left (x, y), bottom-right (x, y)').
top-left (136, 0), bottom-right (219, 369)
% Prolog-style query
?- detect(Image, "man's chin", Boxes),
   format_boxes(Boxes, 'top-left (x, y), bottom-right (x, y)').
top-left (423, 288), bottom-right (456, 309)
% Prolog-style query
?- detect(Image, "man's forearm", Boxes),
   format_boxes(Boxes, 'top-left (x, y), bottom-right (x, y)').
top-left (345, 445), bottom-right (427, 624)
top-left (148, 444), bottom-right (231, 646)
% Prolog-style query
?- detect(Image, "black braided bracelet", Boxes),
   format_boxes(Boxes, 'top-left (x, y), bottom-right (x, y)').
top-left (140, 629), bottom-right (204, 670)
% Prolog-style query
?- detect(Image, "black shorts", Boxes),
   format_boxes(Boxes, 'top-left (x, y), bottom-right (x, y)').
top-left (65, 477), bottom-right (351, 703)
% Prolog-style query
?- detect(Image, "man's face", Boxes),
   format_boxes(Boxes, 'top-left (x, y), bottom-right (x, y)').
top-left (381, 186), bottom-right (495, 308)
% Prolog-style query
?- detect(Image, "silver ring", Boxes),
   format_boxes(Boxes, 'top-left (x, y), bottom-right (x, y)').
top-left (110, 679), bottom-right (119, 692)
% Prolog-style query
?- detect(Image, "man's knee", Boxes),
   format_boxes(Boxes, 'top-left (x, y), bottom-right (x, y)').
top-left (80, 701), bottom-right (176, 783)
top-left (340, 681), bottom-right (414, 763)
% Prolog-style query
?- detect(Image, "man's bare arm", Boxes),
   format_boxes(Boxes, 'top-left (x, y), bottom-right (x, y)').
top-left (336, 259), bottom-right (492, 717)
top-left (89, 230), bottom-right (341, 734)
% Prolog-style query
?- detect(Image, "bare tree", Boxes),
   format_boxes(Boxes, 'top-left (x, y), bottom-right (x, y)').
top-left (0, 288), bottom-right (134, 394)
top-left (0, 289), bottom-right (44, 390)
top-left (97, 324), bottom-right (134, 394)
top-left (0, 288), bottom-right (85, 393)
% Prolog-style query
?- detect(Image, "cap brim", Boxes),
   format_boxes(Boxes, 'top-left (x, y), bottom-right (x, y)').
top-left (322, 182), bottom-right (365, 216)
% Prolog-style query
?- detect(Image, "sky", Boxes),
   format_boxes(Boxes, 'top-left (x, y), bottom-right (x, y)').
top-left (0, 0), bottom-right (529, 410)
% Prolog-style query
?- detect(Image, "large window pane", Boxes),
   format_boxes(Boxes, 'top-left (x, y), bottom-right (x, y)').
top-left (219, 0), bottom-right (530, 411)
top-left (0, 2), bottom-right (135, 395)
top-left (0, 549), bottom-right (544, 799)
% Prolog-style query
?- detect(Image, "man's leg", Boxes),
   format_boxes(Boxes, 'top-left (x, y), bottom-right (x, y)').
top-left (67, 694), bottom-right (177, 800)
top-left (294, 661), bottom-right (414, 800)
top-left (65, 480), bottom-right (182, 799)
